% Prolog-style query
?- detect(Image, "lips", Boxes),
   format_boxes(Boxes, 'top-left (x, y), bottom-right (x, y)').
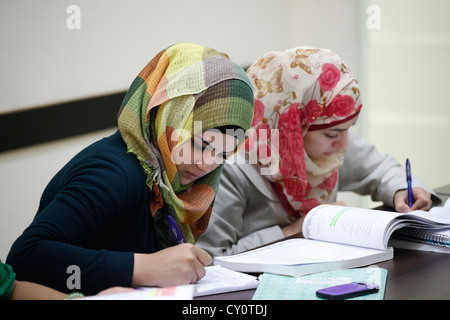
top-left (185, 171), bottom-right (200, 181)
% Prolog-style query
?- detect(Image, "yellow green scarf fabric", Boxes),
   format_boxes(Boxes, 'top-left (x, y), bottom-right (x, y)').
top-left (0, 260), bottom-right (15, 300)
top-left (118, 43), bottom-right (254, 247)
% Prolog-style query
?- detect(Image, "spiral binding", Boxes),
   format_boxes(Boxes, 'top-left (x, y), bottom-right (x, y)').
top-left (392, 227), bottom-right (450, 247)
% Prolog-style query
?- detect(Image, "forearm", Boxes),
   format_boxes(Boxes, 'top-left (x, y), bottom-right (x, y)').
top-left (9, 281), bottom-right (67, 300)
top-left (339, 132), bottom-right (438, 206)
top-left (225, 225), bottom-right (285, 255)
top-left (7, 239), bottom-right (134, 295)
top-left (200, 224), bottom-right (285, 257)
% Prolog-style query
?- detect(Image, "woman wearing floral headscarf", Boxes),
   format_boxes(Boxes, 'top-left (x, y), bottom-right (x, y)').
top-left (6, 43), bottom-right (254, 295)
top-left (197, 46), bottom-right (438, 257)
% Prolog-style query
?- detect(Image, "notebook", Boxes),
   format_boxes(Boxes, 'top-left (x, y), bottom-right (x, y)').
top-left (79, 265), bottom-right (257, 300)
top-left (193, 265), bottom-right (258, 297)
top-left (253, 267), bottom-right (387, 300)
top-left (389, 199), bottom-right (450, 253)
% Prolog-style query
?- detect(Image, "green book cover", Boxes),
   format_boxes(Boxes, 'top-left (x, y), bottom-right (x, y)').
top-left (253, 267), bottom-right (387, 300)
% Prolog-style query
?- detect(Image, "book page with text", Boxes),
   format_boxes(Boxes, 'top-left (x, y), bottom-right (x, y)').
top-left (303, 205), bottom-right (403, 250)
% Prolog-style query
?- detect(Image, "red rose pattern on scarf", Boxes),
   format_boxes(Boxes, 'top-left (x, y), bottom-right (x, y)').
top-left (245, 46), bottom-right (363, 216)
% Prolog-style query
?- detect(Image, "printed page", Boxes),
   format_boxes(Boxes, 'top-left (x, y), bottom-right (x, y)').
top-left (303, 205), bottom-right (404, 250)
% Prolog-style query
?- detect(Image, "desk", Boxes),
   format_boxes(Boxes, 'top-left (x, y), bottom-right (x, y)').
top-left (197, 184), bottom-right (450, 300)
top-left (197, 243), bottom-right (450, 300)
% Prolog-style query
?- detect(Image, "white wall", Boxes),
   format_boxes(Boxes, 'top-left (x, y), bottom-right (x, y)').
top-left (361, 0), bottom-right (450, 190)
top-left (0, 0), bottom-right (295, 114)
top-left (1, 0), bottom-right (359, 260)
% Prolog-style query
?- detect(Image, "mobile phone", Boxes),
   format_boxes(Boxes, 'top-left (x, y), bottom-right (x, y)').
top-left (316, 282), bottom-right (379, 300)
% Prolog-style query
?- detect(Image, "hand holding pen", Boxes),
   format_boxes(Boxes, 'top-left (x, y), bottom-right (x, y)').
top-left (393, 159), bottom-right (433, 213)
top-left (131, 215), bottom-right (211, 288)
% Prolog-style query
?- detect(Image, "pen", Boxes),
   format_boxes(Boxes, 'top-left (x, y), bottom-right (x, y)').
top-left (406, 158), bottom-right (413, 208)
top-left (168, 215), bottom-right (184, 244)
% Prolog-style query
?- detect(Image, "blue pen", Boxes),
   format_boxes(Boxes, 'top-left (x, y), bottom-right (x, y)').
top-left (168, 215), bottom-right (184, 244)
top-left (406, 158), bottom-right (413, 208)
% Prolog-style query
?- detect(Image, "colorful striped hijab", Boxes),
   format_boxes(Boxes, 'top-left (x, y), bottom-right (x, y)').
top-left (246, 46), bottom-right (362, 216)
top-left (118, 43), bottom-right (254, 247)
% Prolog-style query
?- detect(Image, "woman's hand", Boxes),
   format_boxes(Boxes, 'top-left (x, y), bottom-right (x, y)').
top-left (282, 215), bottom-right (306, 237)
top-left (282, 201), bottom-right (347, 237)
top-left (394, 187), bottom-right (433, 213)
top-left (132, 244), bottom-right (212, 288)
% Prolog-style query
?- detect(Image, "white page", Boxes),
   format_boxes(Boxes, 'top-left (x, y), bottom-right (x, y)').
top-left (194, 265), bottom-right (258, 296)
top-left (406, 200), bottom-right (450, 225)
top-left (303, 205), bottom-right (403, 250)
top-left (215, 238), bottom-right (388, 266)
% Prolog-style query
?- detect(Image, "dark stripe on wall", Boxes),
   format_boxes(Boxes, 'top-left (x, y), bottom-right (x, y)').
top-left (0, 92), bottom-right (127, 152)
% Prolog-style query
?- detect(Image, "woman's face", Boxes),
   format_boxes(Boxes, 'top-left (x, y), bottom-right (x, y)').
top-left (172, 130), bottom-right (239, 185)
top-left (303, 118), bottom-right (357, 161)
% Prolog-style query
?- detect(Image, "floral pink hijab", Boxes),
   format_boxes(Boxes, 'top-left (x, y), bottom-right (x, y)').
top-left (245, 46), bottom-right (362, 216)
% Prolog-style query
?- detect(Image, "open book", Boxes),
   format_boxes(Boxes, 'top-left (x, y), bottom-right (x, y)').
top-left (214, 201), bottom-right (450, 277)
top-left (303, 200), bottom-right (450, 251)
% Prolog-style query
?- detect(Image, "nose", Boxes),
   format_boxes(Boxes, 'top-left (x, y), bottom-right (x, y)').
top-left (333, 132), bottom-right (348, 151)
top-left (194, 152), bottom-right (217, 173)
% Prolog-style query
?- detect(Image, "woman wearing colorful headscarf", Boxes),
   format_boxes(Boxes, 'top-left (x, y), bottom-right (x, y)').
top-left (6, 43), bottom-right (254, 295)
top-left (196, 46), bottom-right (438, 257)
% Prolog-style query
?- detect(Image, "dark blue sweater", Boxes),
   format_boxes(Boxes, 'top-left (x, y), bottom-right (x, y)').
top-left (6, 130), bottom-right (161, 295)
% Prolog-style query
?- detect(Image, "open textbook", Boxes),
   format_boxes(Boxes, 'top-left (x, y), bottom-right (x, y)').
top-left (304, 199), bottom-right (450, 251)
top-left (214, 200), bottom-right (450, 276)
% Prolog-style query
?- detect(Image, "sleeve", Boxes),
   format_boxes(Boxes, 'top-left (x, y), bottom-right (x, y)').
top-left (197, 163), bottom-right (285, 257)
top-left (6, 156), bottom-right (138, 295)
top-left (0, 260), bottom-right (16, 300)
top-left (339, 131), bottom-right (440, 207)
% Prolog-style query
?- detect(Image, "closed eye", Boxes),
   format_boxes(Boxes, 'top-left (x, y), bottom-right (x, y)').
top-left (193, 137), bottom-right (229, 160)
top-left (324, 133), bottom-right (338, 139)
